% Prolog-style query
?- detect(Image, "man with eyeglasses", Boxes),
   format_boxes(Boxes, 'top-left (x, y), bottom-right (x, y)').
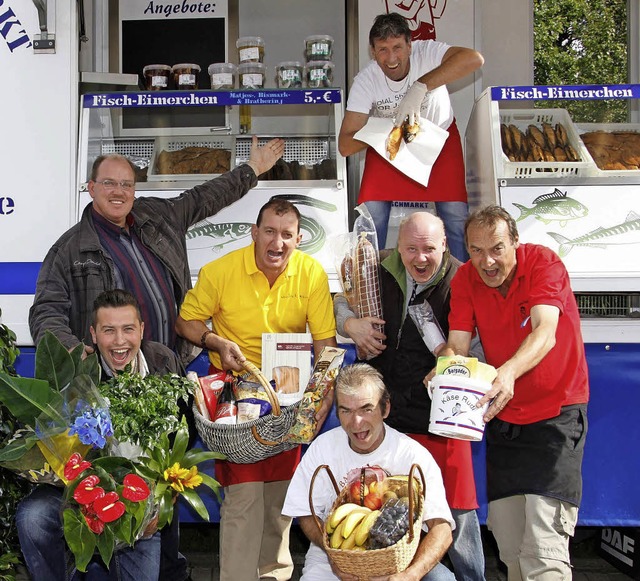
top-left (29, 136), bottom-right (284, 367)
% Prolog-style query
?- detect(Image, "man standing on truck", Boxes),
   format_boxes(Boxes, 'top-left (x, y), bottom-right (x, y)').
top-left (29, 136), bottom-right (285, 365)
top-left (338, 12), bottom-right (483, 259)
top-left (176, 197), bottom-right (337, 581)
top-left (440, 205), bottom-right (589, 579)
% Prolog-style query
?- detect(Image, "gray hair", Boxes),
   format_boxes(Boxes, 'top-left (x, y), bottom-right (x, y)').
top-left (335, 363), bottom-right (391, 412)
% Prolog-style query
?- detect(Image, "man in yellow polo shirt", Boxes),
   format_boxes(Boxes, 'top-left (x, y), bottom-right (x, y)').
top-left (176, 197), bottom-right (337, 581)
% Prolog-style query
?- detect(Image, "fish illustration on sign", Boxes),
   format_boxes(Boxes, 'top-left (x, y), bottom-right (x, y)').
top-left (512, 188), bottom-right (588, 226)
top-left (185, 194), bottom-right (337, 255)
top-left (547, 211), bottom-right (640, 258)
top-left (187, 221), bottom-right (252, 251)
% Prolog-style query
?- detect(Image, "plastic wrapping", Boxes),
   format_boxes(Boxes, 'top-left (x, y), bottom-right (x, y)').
top-left (408, 301), bottom-right (446, 355)
top-left (331, 204), bottom-right (384, 359)
top-left (286, 347), bottom-right (345, 444)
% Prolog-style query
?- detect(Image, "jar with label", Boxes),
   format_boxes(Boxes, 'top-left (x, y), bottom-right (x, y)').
top-left (304, 34), bottom-right (334, 61)
top-left (275, 61), bottom-right (303, 88)
top-left (142, 64), bottom-right (171, 90)
top-left (237, 36), bottom-right (265, 63)
top-left (305, 60), bottom-right (334, 88)
top-left (171, 63), bottom-right (201, 90)
top-left (208, 62), bottom-right (237, 90)
top-left (238, 62), bottom-right (266, 89)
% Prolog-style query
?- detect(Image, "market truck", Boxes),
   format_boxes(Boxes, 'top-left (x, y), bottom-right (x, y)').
top-left (1, 0), bottom-right (639, 544)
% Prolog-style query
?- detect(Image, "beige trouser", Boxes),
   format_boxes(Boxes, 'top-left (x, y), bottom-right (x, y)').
top-left (219, 480), bottom-right (294, 581)
top-left (487, 494), bottom-right (579, 581)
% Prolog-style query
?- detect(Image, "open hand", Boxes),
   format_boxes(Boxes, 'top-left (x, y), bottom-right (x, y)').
top-left (247, 135), bottom-right (285, 176)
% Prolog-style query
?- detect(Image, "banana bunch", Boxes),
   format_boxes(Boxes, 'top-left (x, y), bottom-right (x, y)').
top-left (325, 502), bottom-right (381, 550)
top-left (500, 121), bottom-right (580, 163)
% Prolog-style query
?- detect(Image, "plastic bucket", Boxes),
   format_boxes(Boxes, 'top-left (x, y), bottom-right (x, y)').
top-left (428, 375), bottom-right (492, 441)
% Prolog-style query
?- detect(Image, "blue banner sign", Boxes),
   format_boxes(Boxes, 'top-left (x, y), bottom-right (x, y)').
top-left (491, 84), bottom-right (640, 101)
top-left (0, 263), bottom-right (40, 294)
top-left (83, 89), bottom-right (342, 109)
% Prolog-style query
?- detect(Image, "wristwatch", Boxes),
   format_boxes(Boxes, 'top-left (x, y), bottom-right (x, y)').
top-left (200, 330), bottom-right (214, 349)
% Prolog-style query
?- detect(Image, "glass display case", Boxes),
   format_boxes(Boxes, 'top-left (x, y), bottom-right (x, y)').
top-left (77, 88), bottom-right (349, 290)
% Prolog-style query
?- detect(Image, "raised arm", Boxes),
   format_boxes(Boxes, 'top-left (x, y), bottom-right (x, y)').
top-left (417, 46), bottom-right (484, 91)
top-left (338, 110), bottom-right (371, 157)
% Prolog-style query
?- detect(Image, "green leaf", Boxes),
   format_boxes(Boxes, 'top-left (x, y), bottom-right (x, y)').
top-left (95, 525), bottom-right (115, 568)
top-left (0, 432), bottom-right (38, 462)
top-left (180, 448), bottom-right (224, 468)
top-left (76, 352), bottom-right (101, 386)
top-left (0, 373), bottom-right (64, 424)
top-left (35, 331), bottom-right (75, 391)
top-left (180, 488), bottom-right (210, 522)
top-left (198, 472), bottom-right (223, 501)
top-left (113, 511), bottom-right (134, 545)
top-left (168, 425), bottom-right (189, 466)
top-left (155, 489), bottom-right (174, 529)
top-left (69, 343), bottom-right (85, 376)
top-left (63, 508), bottom-right (96, 573)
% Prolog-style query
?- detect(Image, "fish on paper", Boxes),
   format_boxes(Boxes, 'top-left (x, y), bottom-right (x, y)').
top-left (512, 188), bottom-right (588, 226)
top-left (547, 211), bottom-right (640, 257)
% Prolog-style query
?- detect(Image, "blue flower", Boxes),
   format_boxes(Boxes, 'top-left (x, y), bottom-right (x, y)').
top-left (68, 406), bottom-right (113, 449)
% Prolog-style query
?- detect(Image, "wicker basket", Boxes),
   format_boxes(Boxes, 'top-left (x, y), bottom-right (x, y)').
top-left (193, 361), bottom-right (299, 464)
top-left (309, 463), bottom-right (426, 580)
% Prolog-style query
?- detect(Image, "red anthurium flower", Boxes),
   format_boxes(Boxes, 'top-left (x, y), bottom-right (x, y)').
top-left (122, 473), bottom-right (151, 502)
top-left (73, 475), bottom-right (105, 506)
top-left (93, 491), bottom-right (126, 523)
top-left (64, 453), bottom-right (91, 481)
top-left (81, 505), bottom-right (104, 534)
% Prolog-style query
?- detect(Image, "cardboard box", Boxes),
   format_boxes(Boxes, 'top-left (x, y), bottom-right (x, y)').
top-left (599, 527), bottom-right (640, 579)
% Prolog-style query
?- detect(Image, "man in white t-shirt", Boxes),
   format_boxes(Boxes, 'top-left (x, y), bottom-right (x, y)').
top-left (282, 364), bottom-right (455, 581)
top-left (338, 12), bottom-right (483, 259)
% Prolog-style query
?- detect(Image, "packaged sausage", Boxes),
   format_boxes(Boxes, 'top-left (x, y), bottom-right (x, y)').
top-left (286, 346), bottom-right (346, 444)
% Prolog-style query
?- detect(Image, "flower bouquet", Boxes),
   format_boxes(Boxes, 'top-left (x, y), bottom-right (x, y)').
top-left (62, 454), bottom-right (156, 571)
top-left (0, 332), bottom-right (110, 483)
top-left (0, 331), bottom-right (224, 571)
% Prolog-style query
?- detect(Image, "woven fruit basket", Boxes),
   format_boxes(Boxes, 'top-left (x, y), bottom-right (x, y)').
top-left (193, 361), bottom-right (299, 464)
top-left (309, 463), bottom-right (426, 580)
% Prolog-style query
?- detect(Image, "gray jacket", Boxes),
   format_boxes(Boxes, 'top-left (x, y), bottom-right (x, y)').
top-left (29, 164), bottom-right (258, 363)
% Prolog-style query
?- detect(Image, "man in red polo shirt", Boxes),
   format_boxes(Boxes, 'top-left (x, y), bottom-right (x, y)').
top-left (442, 205), bottom-right (589, 580)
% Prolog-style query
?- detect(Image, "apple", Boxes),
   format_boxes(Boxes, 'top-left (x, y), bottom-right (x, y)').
top-left (349, 481), bottom-right (369, 505)
top-left (363, 489), bottom-right (384, 510)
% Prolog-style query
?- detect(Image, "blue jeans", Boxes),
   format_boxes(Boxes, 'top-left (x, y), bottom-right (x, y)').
top-left (422, 562), bottom-right (456, 580)
top-left (365, 201), bottom-right (469, 261)
top-left (449, 508), bottom-right (486, 581)
top-left (16, 485), bottom-right (161, 581)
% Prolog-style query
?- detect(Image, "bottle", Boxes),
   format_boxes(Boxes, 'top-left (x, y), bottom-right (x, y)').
top-left (213, 380), bottom-right (238, 424)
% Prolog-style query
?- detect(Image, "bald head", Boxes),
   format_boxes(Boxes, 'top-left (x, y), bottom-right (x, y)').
top-left (397, 212), bottom-right (447, 283)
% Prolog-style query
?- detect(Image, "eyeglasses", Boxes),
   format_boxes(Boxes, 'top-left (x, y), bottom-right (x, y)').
top-left (94, 179), bottom-right (135, 191)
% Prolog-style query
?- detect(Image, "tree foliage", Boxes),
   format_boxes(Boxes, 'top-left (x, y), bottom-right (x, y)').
top-left (534, 0), bottom-right (628, 122)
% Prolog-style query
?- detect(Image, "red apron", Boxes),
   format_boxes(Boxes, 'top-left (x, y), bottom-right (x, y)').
top-left (358, 120), bottom-right (468, 204)
top-left (408, 432), bottom-right (478, 510)
top-left (215, 447), bottom-right (301, 486)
